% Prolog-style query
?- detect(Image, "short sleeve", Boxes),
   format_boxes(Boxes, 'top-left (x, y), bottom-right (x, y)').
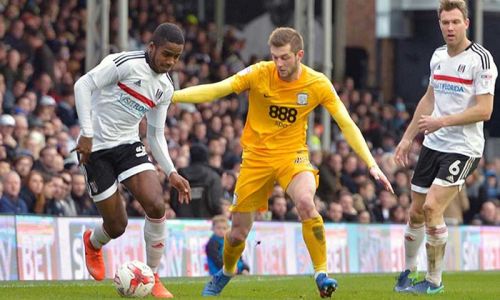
top-left (474, 53), bottom-right (498, 95)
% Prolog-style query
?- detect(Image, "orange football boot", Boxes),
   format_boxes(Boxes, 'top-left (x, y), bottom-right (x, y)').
top-left (83, 229), bottom-right (105, 281)
top-left (152, 273), bottom-right (174, 298)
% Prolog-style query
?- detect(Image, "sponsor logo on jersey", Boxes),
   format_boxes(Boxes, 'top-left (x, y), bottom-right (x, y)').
top-left (457, 64), bottom-right (466, 73)
top-left (117, 94), bottom-right (149, 117)
top-left (434, 82), bottom-right (465, 94)
top-left (297, 93), bottom-right (308, 105)
top-left (134, 80), bottom-right (141, 87)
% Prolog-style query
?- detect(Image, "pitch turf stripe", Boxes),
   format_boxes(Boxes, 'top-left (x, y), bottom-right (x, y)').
top-left (117, 82), bottom-right (155, 108)
top-left (433, 74), bottom-right (473, 85)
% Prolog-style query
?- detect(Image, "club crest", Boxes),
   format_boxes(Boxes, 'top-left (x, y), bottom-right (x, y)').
top-left (297, 93), bottom-right (308, 105)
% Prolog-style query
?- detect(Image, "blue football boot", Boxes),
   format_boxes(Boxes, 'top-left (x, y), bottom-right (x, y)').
top-left (315, 273), bottom-right (338, 298)
top-left (202, 269), bottom-right (232, 296)
top-left (403, 279), bottom-right (444, 295)
top-left (394, 269), bottom-right (419, 292)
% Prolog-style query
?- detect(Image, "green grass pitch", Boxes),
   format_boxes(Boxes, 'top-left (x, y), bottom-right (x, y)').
top-left (1, 272), bottom-right (499, 299)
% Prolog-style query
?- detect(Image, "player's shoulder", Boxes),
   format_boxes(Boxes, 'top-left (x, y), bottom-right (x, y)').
top-left (431, 44), bottom-right (447, 58)
top-left (110, 50), bottom-right (146, 68)
top-left (467, 42), bottom-right (495, 70)
top-left (236, 61), bottom-right (271, 77)
top-left (303, 64), bottom-right (330, 84)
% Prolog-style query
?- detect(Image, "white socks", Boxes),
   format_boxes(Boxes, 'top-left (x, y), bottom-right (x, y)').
top-left (144, 214), bottom-right (167, 273)
top-left (404, 223), bottom-right (425, 271)
top-left (90, 224), bottom-right (111, 249)
top-left (425, 223), bottom-right (448, 286)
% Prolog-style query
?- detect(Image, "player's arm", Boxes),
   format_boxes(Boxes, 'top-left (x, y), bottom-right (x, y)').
top-left (73, 56), bottom-right (121, 164)
top-left (172, 77), bottom-right (235, 103)
top-left (401, 85), bottom-right (435, 141)
top-left (74, 56), bottom-right (121, 138)
top-left (419, 93), bottom-right (493, 134)
top-left (326, 95), bottom-right (393, 193)
top-left (146, 105), bottom-right (191, 203)
top-left (328, 100), bottom-right (376, 168)
top-left (394, 85), bottom-right (434, 167)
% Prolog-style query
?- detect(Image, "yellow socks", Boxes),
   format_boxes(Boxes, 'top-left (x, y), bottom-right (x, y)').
top-left (302, 216), bottom-right (327, 273)
top-left (222, 233), bottom-right (245, 275)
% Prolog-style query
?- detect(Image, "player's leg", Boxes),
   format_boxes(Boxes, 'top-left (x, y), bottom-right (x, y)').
top-left (81, 150), bottom-right (127, 281)
top-left (395, 146), bottom-right (437, 292)
top-left (286, 170), bottom-right (337, 298)
top-left (117, 142), bottom-right (172, 298)
top-left (203, 152), bottom-right (272, 296)
top-left (223, 212), bottom-right (254, 275)
top-left (406, 153), bottom-right (479, 295)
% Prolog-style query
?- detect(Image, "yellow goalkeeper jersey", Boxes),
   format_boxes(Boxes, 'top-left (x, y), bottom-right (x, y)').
top-left (231, 61), bottom-right (340, 154)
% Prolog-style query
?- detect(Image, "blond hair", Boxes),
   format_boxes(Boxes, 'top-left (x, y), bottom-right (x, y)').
top-left (438, 0), bottom-right (468, 19)
top-left (268, 27), bottom-right (304, 54)
top-left (211, 214), bottom-right (229, 228)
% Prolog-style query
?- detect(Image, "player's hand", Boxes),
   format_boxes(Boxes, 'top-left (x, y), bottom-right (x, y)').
top-left (169, 172), bottom-right (191, 203)
top-left (73, 136), bottom-right (93, 165)
top-left (418, 115), bottom-right (443, 135)
top-left (394, 139), bottom-right (412, 167)
top-left (369, 166), bottom-right (394, 194)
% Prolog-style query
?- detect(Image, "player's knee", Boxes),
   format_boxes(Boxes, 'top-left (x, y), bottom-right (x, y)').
top-left (229, 228), bottom-right (249, 244)
top-left (409, 206), bottom-right (424, 223)
top-left (294, 197), bottom-right (315, 217)
top-left (106, 218), bottom-right (128, 238)
top-left (143, 199), bottom-right (165, 219)
top-left (422, 202), bottom-right (439, 217)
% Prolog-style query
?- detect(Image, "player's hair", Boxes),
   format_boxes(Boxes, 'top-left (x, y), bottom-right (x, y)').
top-left (152, 23), bottom-right (185, 46)
top-left (438, 0), bottom-right (468, 19)
top-left (268, 27), bottom-right (304, 54)
top-left (211, 214), bottom-right (229, 228)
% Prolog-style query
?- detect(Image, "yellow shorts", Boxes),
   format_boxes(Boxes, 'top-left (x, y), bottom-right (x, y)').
top-left (231, 150), bottom-right (319, 212)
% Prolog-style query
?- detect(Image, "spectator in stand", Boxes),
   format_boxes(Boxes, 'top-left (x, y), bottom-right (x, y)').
top-left (32, 145), bottom-right (60, 175)
top-left (269, 194), bottom-right (288, 221)
top-left (317, 153), bottom-right (343, 202)
top-left (0, 171), bottom-right (27, 214)
top-left (390, 205), bottom-right (408, 224)
top-left (357, 210), bottom-right (372, 224)
top-left (13, 151), bottom-right (33, 182)
top-left (338, 191), bottom-right (358, 222)
top-left (171, 143), bottom-right (223, 218)
top-left (70, 172), bottom-right (96, 215)
top-left (372, 189), bottom-right (397, 223)
top-left (0, 114), bottom-right (17, 149)
top-left (221, 170), bottom-right (236, 200)
top-left (325, 202), bottom-right (344, 223)
top-left (45, 174), bottom-right (76, 216)
top-left (19, 169), bottom-right (45, 214)
top-left (471, 200), bottom-right (498, 226)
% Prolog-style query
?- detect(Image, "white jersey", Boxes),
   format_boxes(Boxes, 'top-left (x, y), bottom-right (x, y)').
top-left (424, 43), bottom-right (498, 157)
top-left (84, 50), bottom-right (174, 151)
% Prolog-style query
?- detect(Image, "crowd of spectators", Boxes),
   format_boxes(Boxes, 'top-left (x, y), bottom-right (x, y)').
top-left (0, 0), bottom-right (498, 226)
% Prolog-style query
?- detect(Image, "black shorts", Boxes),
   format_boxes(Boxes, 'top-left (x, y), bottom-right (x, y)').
top-left (411, 146), bottom-right (480, 193)
top-left (80, 142), bottom-right (155, 201)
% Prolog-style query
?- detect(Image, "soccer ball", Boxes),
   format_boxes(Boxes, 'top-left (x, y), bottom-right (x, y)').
top-left (113, 260), bottom-right (155, 298)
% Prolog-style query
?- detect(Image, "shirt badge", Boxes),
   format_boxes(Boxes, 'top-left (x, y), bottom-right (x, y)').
top-left (297, 93), bottom-right (308, 105)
